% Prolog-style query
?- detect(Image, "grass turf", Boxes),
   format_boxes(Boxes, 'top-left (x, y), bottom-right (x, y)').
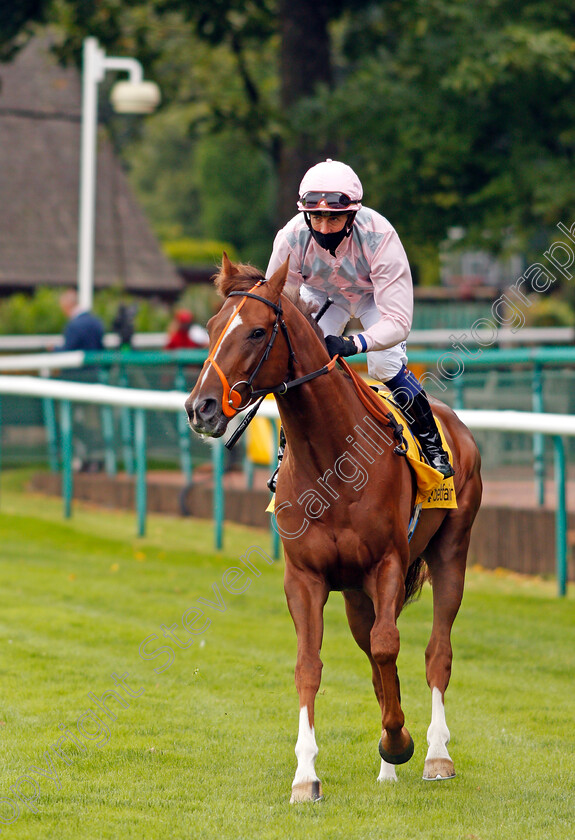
top-left (0, 469), bottom-right (574, 839)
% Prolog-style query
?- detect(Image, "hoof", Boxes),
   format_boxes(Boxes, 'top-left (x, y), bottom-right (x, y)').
top-left (423, 758), bottom-right (455, 780)
top-left (378, 733), bottom-right (414, 765)
top-left (290, 780), bottom-right (323, 803)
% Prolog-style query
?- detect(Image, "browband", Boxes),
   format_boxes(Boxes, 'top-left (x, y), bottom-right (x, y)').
top-left (228, 289), bottom-right (282, 315)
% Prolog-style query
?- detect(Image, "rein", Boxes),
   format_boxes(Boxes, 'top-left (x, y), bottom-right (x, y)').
top-left (203, 281), bottom-right (338, 430)
top-left (337, 359), bottom-right (397, 425)
top-left (204, 280), bottom-right (398, 451)
top-left (337, 358), bottom-right (407, 452)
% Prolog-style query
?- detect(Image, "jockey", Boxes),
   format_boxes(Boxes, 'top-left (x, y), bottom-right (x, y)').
top-left (266, 158), bottom-right (454, 490)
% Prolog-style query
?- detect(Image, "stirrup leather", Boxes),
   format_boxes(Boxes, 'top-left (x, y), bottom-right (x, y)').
top-left (267, 428), bottom-right (286, 493)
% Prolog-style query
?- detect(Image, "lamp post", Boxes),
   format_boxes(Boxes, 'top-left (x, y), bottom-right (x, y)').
top-left (77, 37), bottom-right (161, 311)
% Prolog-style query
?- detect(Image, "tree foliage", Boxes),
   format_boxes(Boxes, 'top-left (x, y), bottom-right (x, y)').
top-left (2, 0), bottom-right (575, 271)
top-left (309, 1), bottom-right (575, 255)
top-left (0, 0), bottom-right (47, 59)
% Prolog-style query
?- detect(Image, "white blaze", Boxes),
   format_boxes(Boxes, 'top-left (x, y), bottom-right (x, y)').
top-left (196, 311), bottom-right (243, 392)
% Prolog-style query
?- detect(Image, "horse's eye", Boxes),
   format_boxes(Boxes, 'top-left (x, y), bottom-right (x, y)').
top-left (249, 328), bottom-right (266, 340)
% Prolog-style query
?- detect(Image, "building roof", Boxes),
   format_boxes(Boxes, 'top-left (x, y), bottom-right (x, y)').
top-left (0, 35), bottom-right (183, 295)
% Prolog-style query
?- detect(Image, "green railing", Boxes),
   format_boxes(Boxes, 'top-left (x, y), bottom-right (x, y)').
top-left (80, 345), bottom-right (575, 503)
top-left (3, 373), bottom-right (573, 595)
top-left (2, 344), bottom-right (575, 509)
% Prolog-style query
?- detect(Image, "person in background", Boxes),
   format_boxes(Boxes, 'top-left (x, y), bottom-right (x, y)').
top-left (112, 303), bottom-right (137, 350)
top-left (165, 308), bottom-right (209, 350)
top-left (59, 289), bottom-right (104, 351)
top-left (266, 158), bottom-right (454, 491)
top-left (57, 290), bottom-right (105, 471)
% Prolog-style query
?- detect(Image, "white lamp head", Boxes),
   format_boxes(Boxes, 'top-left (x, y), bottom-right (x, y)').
top-left (110, 80), bottom-right (161, 114)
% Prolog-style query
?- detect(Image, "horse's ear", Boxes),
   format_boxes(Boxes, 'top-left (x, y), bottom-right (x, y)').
top-left (221, 251), bottom-right (239, 278)
top-left (267, 256), bottom-right (290, 298)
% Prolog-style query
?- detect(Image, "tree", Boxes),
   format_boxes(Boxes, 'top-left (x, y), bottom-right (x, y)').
top-left (153, 0), bottom-right (373, 222)
top-left (309, 1), bottom-right (575, 257)
top-left (3, 1), bottom-right (575, 272)
top-left (0, 0), bottom-right (372, 226)
top-left (0, 0), bottom-right (47, 59)
top-left (276, 0), bottom-right (335, 219)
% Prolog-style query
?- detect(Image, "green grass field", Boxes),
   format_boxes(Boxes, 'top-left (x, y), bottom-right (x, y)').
top-left (0, 469), bottom-right (574, 840)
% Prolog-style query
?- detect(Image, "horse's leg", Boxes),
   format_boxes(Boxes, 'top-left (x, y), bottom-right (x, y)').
top-left (284, 563), bottom-right (329, 803)
top-left (422, 511), bottom-right (470, 780)
top-left (365, 551), bottom-right (414, 766)
top-left (343, 590), bottom-right (398, 782)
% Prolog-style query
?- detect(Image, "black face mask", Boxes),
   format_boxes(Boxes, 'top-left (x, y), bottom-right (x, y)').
top-left (310, 227), bottom-right (348, 256)
top-left (304, 212), bottom-right (356, 256)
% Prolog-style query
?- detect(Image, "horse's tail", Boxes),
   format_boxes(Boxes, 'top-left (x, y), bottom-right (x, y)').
top-left (403, 557), bottom-right (428, 607)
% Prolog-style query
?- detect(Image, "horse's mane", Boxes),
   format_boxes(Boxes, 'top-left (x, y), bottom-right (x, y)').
top-left (213, 261), bottom-right (326, 345)
top-left (214, 262), bottom-right (264, 297)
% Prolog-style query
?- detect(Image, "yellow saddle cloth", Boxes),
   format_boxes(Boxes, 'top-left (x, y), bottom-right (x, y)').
top-left (266, 392), bottom-right (456, 514)
top-left (378, 392), bottom-right (457, 509)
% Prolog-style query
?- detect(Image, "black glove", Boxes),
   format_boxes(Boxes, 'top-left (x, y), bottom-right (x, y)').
top-left (325, 334), bottom-right (358, 358)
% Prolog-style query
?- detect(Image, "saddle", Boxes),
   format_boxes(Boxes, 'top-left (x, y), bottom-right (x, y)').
top-left (265, 363), bottom-right (457, 517)
top-left (338, 360), bottom-right (457, 510)
top-left (375, 390), bottom-right (457, 509)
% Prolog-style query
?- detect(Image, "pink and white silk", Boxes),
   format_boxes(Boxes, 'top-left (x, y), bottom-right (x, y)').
top-left (266, 207), bottom-right (413, 353)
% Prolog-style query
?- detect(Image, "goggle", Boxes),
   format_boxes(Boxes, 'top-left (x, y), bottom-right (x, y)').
top-left (299, 191), bottom-right (354, 210)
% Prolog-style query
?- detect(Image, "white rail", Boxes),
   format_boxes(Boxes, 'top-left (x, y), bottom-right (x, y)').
top-left (0, 375), bottom-right (185, 411)
top-left (455, 408), bottom-right (575, 437)
top-left (258, 397), bottom-right (575, 436)
top-left (0, 376), bottom-right (571, 595)
top-left (0, 351), bottom-right (87, 372)
top-left (0, 333), bottom-right (166, 353)
top-left (2, 375), bottom-right (575, 437)
top-left (1, 326), bottom-right (574, 354)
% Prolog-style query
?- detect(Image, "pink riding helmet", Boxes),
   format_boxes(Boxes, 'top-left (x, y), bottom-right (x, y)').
top-left (297, 159), bottom-right (363, 213)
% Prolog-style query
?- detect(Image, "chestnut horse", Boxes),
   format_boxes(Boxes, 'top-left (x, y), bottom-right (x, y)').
top-left (186, 255), bottom-right (482, 802)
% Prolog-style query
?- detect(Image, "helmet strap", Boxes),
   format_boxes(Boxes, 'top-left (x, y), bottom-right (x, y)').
top-left (344, 211), bottom-right (357, 235)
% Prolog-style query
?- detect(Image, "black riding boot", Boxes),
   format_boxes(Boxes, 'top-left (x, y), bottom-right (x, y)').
top-left (267, 427), bottom-right (286, 493)
top-left (393, 390), bottom-right (455, 478)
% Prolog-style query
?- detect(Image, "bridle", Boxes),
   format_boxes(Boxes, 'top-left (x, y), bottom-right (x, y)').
top-left (202, 280), bottom-right (337, 423)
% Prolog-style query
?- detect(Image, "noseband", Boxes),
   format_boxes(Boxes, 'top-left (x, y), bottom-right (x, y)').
top-left (203, 280), bottom-right (337, 419)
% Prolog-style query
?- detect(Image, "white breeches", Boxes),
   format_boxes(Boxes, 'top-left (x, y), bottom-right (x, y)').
top-left (300, 286), bottom-right (408, 382)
